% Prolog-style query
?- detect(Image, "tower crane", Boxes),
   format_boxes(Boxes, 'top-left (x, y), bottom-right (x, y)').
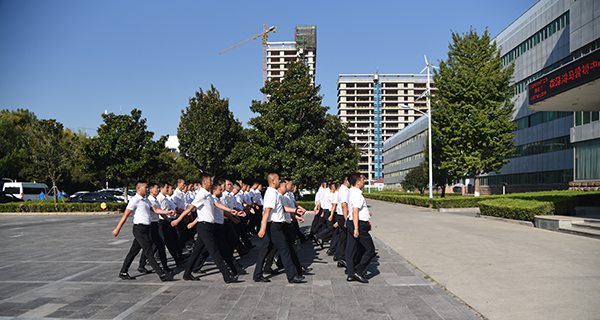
top-left (220, 24), bottom-right (277, 100)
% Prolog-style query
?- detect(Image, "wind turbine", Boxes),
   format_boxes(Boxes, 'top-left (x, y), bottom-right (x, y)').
top-left (418, 55), bottom-right (438, 199)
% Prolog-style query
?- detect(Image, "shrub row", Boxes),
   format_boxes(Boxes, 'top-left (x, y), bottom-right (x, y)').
top-left (365, 190), bottom-right (600, 221)
top-left (0, 202), bottom-right (126, 213)
top-left (479, 198), bottom-right (554, 221)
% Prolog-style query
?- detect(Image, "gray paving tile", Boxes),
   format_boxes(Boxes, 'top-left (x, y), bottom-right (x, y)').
top-left (0, 214), bottom-right (481, 320)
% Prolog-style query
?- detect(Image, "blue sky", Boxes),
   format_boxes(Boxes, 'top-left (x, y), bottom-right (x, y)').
top-left (0, 0), bottom-right (536, 139)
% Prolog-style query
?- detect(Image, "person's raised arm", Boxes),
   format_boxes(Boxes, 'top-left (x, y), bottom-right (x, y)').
top-left (112, 209), bottom-right (132, 237)
top-left (171, 204), bottom-right (197, 226)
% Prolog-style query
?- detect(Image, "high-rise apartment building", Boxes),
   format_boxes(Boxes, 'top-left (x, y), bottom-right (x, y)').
top-left (266, 25), bottom-right (316, 83)
top-left (337, 73), bottom-right (433, 184)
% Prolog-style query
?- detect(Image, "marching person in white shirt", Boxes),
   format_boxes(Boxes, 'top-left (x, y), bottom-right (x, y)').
top-left (171, 173), bottom-right (241, 283)
top-left (137, 182), bottom-right (170, 274)
top-left (111, 179), bottom-right (176, 281)
top-left (157, 182), bottom-right (184, 267)
top-left (253, 173), bottom-right (306, 283)
top-left (345, 173), bottom-right (375, 284)
top-left (333, 175), bottom-right (351, 268)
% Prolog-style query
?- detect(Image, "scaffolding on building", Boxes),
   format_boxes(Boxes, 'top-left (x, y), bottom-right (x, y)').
top-left (294, 25), bottom-right (316, 49)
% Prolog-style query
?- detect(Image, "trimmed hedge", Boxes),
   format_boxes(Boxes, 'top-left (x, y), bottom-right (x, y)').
top-left (365, 190), bottom-right (600, 221)
top-left (0, 202), bottom-right (126, 213)
top-left (479, 198), bottom-right (554, 221)
top-left (296, 201), bottom-right (314, 210)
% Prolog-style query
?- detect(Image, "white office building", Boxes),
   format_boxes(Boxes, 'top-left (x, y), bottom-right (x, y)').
top-left (266, 25), bottom-right (316, 84)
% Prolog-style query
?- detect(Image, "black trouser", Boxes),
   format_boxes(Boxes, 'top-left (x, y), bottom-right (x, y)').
top-left (292, 219), bottom-right (307, 241)
top-left (253, 222), bottom-right (299, 281)
top-left (183, 222), bottom-right (233, 280)
top-left (309, 208), bottom-right (323, 236)
top-left (249, 206), bottom-right (262, 233)
top-left (223, 219), bottom-right (243, 255)
top-left (345, 220), bottom-right (376, 276)
top-left (234, 216), bottom-right (253, 248)
top-left (334, 215), bottom-right (347, 260)
top-left (158, 219), bottom-right (183, 263)
top-left (120, 224), bottom-right (162, 275)
top-left (139, 222), bottom-right (168, 270)
top-left (283, 222), bottom-right (303, 274)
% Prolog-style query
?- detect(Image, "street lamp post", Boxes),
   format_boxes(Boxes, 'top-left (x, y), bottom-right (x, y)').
top-left (400, 104), bottom-right (433, 199)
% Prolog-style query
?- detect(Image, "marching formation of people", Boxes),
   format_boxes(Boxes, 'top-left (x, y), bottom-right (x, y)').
top-left (111, 172), bottom-right (376, 284)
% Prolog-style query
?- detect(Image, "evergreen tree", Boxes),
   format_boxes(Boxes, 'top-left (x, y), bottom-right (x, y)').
top-left (177, 85), bottom-right (243, 179)
top-left (233, 61), bottom-right (359, 188)
top-left (432, 28), bottom-right (516, 196)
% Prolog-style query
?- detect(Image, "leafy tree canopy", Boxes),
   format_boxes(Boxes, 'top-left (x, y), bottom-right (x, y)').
top-left (233, 61), bottom-right (360, 188)
top-left (178, 85), bottom-right (242, 179)
top-left (432, 28), bottom-right (516, 196)
top-left (84, 109), bottom-right (168, 199)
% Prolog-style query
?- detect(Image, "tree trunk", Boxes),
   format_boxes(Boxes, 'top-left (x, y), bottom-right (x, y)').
top-left (52, 181), bottom-right (57, 203)
top-left (123, 178), bottom-right (129, 203)
top-left (441, 184), bottom-right (446, 198)
top-left (474, 174), bottom-right (480, 197)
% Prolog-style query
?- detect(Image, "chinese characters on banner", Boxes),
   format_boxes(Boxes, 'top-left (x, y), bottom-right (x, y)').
top-left (528, 49), bottom-right (600, 104)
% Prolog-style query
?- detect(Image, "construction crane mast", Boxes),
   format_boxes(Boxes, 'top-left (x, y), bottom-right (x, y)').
top-left (220, 24), bottom-right (277, 93)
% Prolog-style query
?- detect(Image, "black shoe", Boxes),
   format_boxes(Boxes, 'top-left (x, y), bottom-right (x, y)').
top-left (224, 274), bottom-right (239, 283)
top-left (326, 250), bottom-right (334, 256)
top-left (263, 268), bottom-right (280, 275)
top-left (337, 260), bottom-right (347, 268)
top-left (192, 268), bottom-right (206, 274)
top-left (119, 272), bottom-right (136, 280)
top-left (346, 275), bottom-right (356, 282)
top-left (254, 275), bottom-right (271, 283)
top-left (236, 264), bottom-right (246, 273)
top-left (164, 267), bottom-right (173, 274)
top-left (183, 275), bottom-right (201, 281)
top-left (300, 237), bottom-right (310, 243)
top-left (160, 269), bottom-right (174, 282)
top-left (353, 272), bottom-right (368, 283)
top-left (288, 276), bottom-right (306, 283)
top-left (333, 256), bottom-right (339, 261)
top-left (137, 267), bottom-right (151, 274)
top-left (317, 239), bottom-right (324, 250)
top-left (301, 266), bottom-right (313, 274)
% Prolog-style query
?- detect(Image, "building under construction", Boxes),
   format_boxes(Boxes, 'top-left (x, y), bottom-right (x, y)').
top-left (266, 25), bottom-right (316, 84)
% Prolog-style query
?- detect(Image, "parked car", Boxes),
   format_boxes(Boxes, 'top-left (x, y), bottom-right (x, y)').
top-left (97, 188), bottom-right (134, 201)
top-left (0, 191), bottom-right (24, 203)
top-left (66, 192), bottom-right (121, 203)
top-left (2, 182), bottom-right (48, 201)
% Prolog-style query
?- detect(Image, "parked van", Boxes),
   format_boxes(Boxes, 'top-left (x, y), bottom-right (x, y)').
top-left (2, 182), bottom-right (49, 201)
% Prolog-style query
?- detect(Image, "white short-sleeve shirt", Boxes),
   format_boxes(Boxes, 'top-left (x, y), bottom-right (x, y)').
top-left (191, 188), bottom-right (215, 223)
top-left (172, 188), bottom-right (186, 210)
top-left (337, 185), bottom-right (349, 216)
top-left (147, 195), bottom-right (160, 222)
top-left (348, 187), bottom-right (370, 221)
top-left (280, 191), bottom-right (295, 223)
top-left (211, 195), bottom-right (225, 225)
top-left (321, 188), bottom-right (332, 210)
top-left (127, 194), bottom-right (153, 225)
top-left (263, 187), bottom-right (286, 222)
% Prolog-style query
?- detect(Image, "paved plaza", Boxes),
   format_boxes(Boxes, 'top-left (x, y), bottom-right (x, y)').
top-left (0, 211), bottom-right (480, 320)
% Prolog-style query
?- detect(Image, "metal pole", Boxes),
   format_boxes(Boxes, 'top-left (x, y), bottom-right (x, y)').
top-left (427, 68), bottom-right (433, 199)
top-left (368, 128), bottom-right (372, 193)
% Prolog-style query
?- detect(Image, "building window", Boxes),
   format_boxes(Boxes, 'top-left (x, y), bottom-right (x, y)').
top-left (575, 139), bottom-right (600, 180)
top-left (514, 111), bottom-right (571, 130)
top-left (480, 169), bottom-right (573, 185)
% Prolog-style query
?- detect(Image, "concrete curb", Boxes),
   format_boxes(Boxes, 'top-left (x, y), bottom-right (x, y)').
top-left (0, 211), bottom-right (121, 216)
top-left (478, 214), bottom-right (535, 227)
top-left (438, 207), bottom-right (480, 213)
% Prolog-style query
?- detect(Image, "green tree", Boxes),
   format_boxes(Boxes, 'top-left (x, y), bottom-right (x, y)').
top-left (423, 134), bottom-right (457, 198)
top-left (401, 161), bottom-right (428, 196)
top-left (148, 151), bottom-right (199, 184)
top-left (0, 109), bottom-right (38, 181)
top-left (178, 85), bottom-right (243, 179)
top-left (233, 61), bottom-right (360, 188)
top-left (22, 119), bottom-right (72, 202)
top-left (432, 28), bottom-right (516, 196)
top-left (84, 109), bottom-right (169, 201)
